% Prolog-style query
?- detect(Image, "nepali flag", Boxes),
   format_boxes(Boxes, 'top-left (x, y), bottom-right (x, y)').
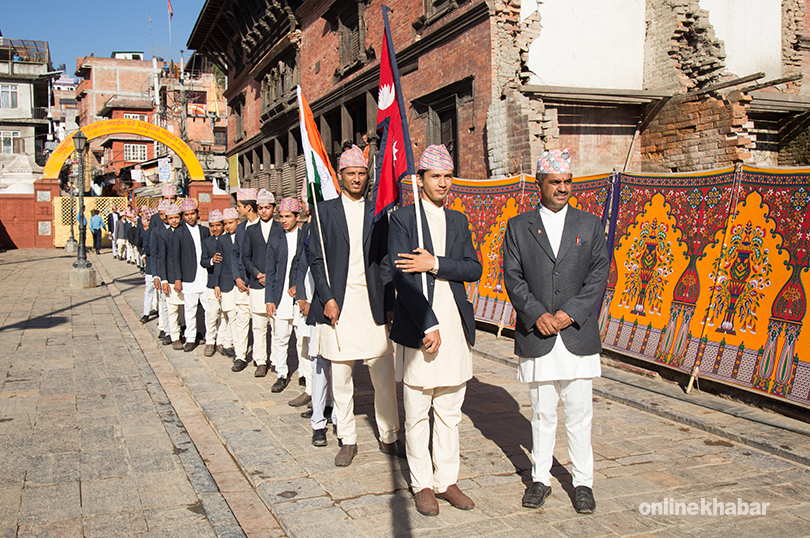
top-left (370, 4), bottom-right (415, 224)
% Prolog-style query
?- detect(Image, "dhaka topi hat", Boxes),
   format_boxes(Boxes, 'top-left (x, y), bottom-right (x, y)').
top-left (537, 149), bottom-right (571, 175)
top-left (164, 203), bottom-right (181, 216)
top-left (419, 144), bottom-right (454, 172)
top-left (339, 144), bottom-right (367, 171)
top-left (157, 200), bottom-right (171, 212)
top-left (208, 209), bottom-right (223, 223)
top-left (279, 197), bottom-right (300, 213)
top-left (236, 188), bottom-right (258, 201)
top-left (222, 207), bottom-right (239, 220)
top-left (257, 189), bottom-right (275, 205)
top-left (179, 198), bottom-right (198, 212)
top-left (161, 184), bottom-right (177, 197)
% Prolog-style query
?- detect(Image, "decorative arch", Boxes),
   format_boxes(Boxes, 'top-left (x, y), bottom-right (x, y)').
top-left (42, 119), bottom-right (205, 181)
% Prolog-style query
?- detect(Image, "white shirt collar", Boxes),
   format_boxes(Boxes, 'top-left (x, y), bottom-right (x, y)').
top-left (422, 199), bottom-right (444, 216)
top-left (538, 202), bottom-right (568, 221)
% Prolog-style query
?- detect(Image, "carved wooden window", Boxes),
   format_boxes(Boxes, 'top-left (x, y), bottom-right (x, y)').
top-left (325, 0), bottom-right (370, 78)
top-left (413, 0), bottom-right (465, 31)
top-left (231, 95), bottom-right (246, 143)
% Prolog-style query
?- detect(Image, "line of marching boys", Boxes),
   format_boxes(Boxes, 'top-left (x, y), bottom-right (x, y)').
top-left (135, 144), bottom-right (608, 519)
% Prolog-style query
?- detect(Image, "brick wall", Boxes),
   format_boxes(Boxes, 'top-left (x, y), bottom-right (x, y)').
top-left (640, 91), bottom-right (755, 172)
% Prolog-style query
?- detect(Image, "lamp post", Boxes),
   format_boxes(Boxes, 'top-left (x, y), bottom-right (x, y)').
top-left (72, 130), bottom-right (91, 270)
top-left (64, 157), bottom-right (78, 253)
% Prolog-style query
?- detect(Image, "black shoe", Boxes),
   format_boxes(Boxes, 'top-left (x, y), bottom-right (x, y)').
top-left (139, 315), bottom-right (149, 324)
top-left (149, 309), bottom-right (158, 318)
top-left (184, 342), bottom-right (198, 352)
top-left (271, 376), bottom-right (289, 393)
top-left (522, 482), bottom-right (552, 509)
top-left (300, 408), bottom-right (313, 419)
top-left (573, 486), bottom-right (596, 514)
top-left (158, 330), bottom-right (166, 339)
top-left (298, 377), bottom-right (306, 387)
top-left (161, 335), bottom-right (172, 346)
top-left (312, 429), bottom-right (327, 447)
top-left (232, 359), bottom-right (248, 372)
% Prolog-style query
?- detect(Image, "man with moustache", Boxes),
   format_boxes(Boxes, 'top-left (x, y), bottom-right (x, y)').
top-left (201, 210), bottom-right (231, 357)
top-left (230, 188), bottom-right (259, 372)
top-left (503, 149), bottom-right (608, 515)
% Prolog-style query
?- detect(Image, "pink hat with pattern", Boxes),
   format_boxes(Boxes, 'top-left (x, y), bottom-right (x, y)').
top-left (278, 197), bottom-right (300, 213)
top-left (157, 200), bottom-right (171, 212)
top-left (161, 184), bottom-right (177, 197)
top-left (339, 145), bottom-right (367, 171)
top-left (222, 207), bottom-right (239, 220)
top-left (164, 203), bottom-right (181, 216)
top-left (208, 209), bottom-right (223, 223)
top-left (236, 188), bottom-right (258, 201)
top-left (179, 198), bottom-right (198, 212)
top-left (536, 149), bottom-right (572, 175)
top-left (419, 144), bottom-right (454, 172)
top-left (256, 189), bottom-right (275, 205)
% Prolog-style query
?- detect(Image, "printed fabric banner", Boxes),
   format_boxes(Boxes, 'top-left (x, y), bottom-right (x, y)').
top-left (400, 174), bottom-right (612, 331)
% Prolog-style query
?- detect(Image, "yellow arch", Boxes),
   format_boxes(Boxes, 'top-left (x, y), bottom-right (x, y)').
top-left (43, 119), bottom-right (206, 181)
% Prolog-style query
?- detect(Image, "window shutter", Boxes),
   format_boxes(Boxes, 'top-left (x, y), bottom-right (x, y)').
top-left (12, 137), bottom-right (24, 154)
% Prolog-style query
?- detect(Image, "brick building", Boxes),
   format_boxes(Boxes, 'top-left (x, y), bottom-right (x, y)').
top-left (188, 0), bottom-right (492, 200)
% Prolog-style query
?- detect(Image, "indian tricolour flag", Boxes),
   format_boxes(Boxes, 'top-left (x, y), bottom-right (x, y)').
top-left (297, 85), bottom-right (340, 203)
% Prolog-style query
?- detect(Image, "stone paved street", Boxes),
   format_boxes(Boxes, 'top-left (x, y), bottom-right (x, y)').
top-left (2, 248), bottom-right (810, 538)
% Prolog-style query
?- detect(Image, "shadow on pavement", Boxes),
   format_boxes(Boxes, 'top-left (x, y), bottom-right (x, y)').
top-left (0, 296), bottom-right (106, 333)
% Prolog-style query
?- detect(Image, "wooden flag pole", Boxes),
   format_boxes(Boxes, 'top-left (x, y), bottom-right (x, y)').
top-left (410, 175), bottom-right (428, 298)
top-left (309, 186), bottom-right (341, 352)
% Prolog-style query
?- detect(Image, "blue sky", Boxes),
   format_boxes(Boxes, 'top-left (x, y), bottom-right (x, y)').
top-left (2, 0), bottom-right (202, 76)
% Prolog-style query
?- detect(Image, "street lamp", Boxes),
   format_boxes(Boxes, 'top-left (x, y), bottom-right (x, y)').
top-left (72, 130), bottom-right (91, 269)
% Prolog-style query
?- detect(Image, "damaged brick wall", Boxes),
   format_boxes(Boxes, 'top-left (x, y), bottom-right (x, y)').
top-left (640, 91), bottom-right (755, 172)
top-left (486, 0), bottom-right (553, 177)
top-left (782, 0), bottom-right (805, 88)
top-left (644, 0), bottom-right (726, 91)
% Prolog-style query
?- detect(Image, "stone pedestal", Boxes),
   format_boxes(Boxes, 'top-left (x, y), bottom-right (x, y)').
top-left (69, 267), bottom-right (97, 289)
top-left (65, 239), bottom-right (78, 253)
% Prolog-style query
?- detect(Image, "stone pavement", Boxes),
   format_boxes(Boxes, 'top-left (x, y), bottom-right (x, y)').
top-left (93, 249), bottom-right (810, 538)
top-left (0, 249), bottom-right (246, 537)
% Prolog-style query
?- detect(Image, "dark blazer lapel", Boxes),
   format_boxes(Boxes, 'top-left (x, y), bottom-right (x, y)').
top-left (528, 210), bottom-right (556, 262)
top-left (556, 208), bottom-right (580, 264)
top-left (362, 200), bottom-right (372, 247)
top-left (444, 207), bottom-right (458, 256)
top-left (418, 201), bottom-right (435, 255)
top-left (333, 197), bottom-right (350, 246)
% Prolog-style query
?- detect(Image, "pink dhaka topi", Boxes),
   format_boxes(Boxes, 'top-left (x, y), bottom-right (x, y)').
top-left (536, 149), bottom-right (572, 175)
top-left (418, 144), bottom-right (454, 172)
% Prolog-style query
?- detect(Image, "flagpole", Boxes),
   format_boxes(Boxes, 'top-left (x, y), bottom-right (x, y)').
top-left (410, 175), bottom-right (428, 297)
top-left (309, 186), bottom-right (341, 351)
top-left (168, 5), bottom-right (173, 68)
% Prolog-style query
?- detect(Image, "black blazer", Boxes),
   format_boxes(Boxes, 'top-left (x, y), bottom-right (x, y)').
top-left (295, 226), bottom-right (311, 302)
top-left (503, 206), bottom-right (609, 358)
top-left (265, 222), bottom-right (307, 306)
top-left (200, 235), bottom-right (220, 289)
top-left (231, 220), bottom-right (249, 283)
top-left (214, 233), bottom-right (235, 293)
top-left (107, 212), bottom-right (118, 233)
top-left (389, 202), bottom-right (482, 348)
top-left (167, 222), bottom-right (211, 283)
top-left (152, 222), bottom-right (171, 282)
top-left (309, 197), bottom-right (393, 326)
top-left (242, 220), bottom-right (282, 290)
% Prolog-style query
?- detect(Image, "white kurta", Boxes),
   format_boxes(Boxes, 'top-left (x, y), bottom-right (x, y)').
top-left (185, 223), bottom-right (207, 294)
top-left (319, 194), bottom-right (393, 361)
top-left (400, 202), bottom-right (472, 389)
top-left (276, 228), bottom-right (299, 320)
top-left (517, 204), bottom-right (601, 383)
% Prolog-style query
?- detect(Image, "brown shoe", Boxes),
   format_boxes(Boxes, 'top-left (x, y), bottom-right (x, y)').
top-left (414, 488), bottom-right (439, 516)
top-left (204, 344), bottom-right (215, 357)
top-left (183, 342), bottom-right (197, 352)
top-left (254, 364), bottom-right (268, 377)
top-left (435, 484), bottom-right (474, 510)
top-left (172, 340), bottom-right (183, 350)
top-left (288, 393), bottom-right (311, 407)
top-left (334, 444), bottom-right (357, 467)
top-left (379, 439), bottom-right (406, 459)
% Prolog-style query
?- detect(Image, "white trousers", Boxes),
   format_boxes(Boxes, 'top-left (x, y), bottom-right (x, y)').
top-left (205, 290), bottom-right (232, 347)
top-left (404, 382), bottom-right (467, 493)
top-left (311, 354), bottom-right (336, 430)
top-left (143, 274), bottom-right (156, 316)
top-left (116, 239), bottom-right (126, 258)
top-left (330, 354), bottom-right (398, 446)
top-left (251, 312), bottom-right (271, 366)
top-left (296, 327), bottom-right (312, 394)
top-left (183, 289), bottom-right (208, 342)
top-left (231, 290), bottom-right (251, 361)
top-left (157, 286), bottom-right (169, 332)
top-left (529, 378), bottom-right (594, 488)
top-left (269, 317), bottom-right (295, 378)
top-left (167, 300), bottom-right (183, 342)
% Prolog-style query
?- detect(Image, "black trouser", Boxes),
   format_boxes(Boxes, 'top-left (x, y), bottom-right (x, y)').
top-left (92, 228), bottom-right (102, 253)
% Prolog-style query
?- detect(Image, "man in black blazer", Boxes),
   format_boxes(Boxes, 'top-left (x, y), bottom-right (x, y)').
top-left (201, 210), bottom-right (231, 357)
top-left (309, 145), bottom-right (400, 467)
top-left (214, 208), bottom-right (240, 358)
top-left (150, 186), bottom-right (179, 341)
top-left (503, 149), bottom-right (609, 515)
top-left (168, 198), bottom-right (211, 352)
top-left (242, 189), bottom-right (280, 380)
top-left (389, 145), bottom-right (482, 516)
top-left (265, 197), bottom-right (308, 395)
top-left (106, 208), bottom-right (119, 252)
top-left (230, 188), bottom-right (260, 372)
